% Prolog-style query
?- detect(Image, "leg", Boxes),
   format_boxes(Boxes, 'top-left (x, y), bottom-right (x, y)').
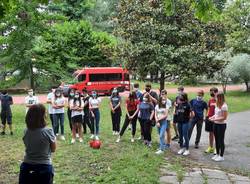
top-left (188, 118), bottom-right (196, 140)
top-left (67, 109), bottom-right (72, 131)
top-left (209, 132), bottom-right (214, 148)
top-left (220, 124), bottom-right (227, 157)
top-left (214, 124), bottom-right (220, 155)
top-left (82, 115), bottom-right (87, 134)
top-left (119, 115), bottom-right (130, 137)
top-left (195, 119), bottom-right (203, 145)
top-left (183, 123), bottom-right (190, 150)
top-left (111, 111), bottom-right (115, 132)
top-left (78, 123), bottom-right (83, 139)
top-left (166, 120), bottom-right (171, 145)
top-left (139, 118), bottom-right (145, 139)
top-left (85, 114), bottom-right (93, 134)
top-left (95, 110), bottom-right (100, 135)
top-left (49, 114), bottom-right (54, 129)
top-left (59, 113), bottom-right (65, 135)
top-left (1, 112), bottom-right (7, 133)
top-left (159, 121), bottom-right (167, 150)
top-left (72, 122), bottom-right (76, 140)
top-left (177, 123), bottom-right (183, 148)
top-left (53, 114), bottom-right (59, 135)
top-left (131, 115), bottom-right (137, 137)
top-left (90, 113), bottom-right (95, 134)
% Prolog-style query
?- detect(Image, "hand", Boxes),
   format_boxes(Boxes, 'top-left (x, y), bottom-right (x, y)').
top-left (111, 109), bottom-right (115, 113)
top-left (156, 122), bottom-right (160, 128)
top-left (91, 112), bottom-right (95, 118)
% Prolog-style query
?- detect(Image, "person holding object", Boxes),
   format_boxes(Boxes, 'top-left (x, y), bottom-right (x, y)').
top-left (188, 90), bottom-right (208, 149)
top-left (19, 104), bottom-right (56, 184)
top-left (110, 88), bottom-right (122, 135)
top-left (116, 91), bottom-right (139, 143)
top-left (0, 90), bottom-right (14, 135)
top-left (89, 91), bottom-right (101, 140)
top-left (25, 89), bottom-right (39, 113)
top-left (210, 92), bottom-right (228, 162)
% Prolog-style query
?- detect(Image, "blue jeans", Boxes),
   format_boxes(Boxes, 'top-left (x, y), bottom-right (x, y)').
top-left (53, 113), bottom-right (64, 135)
top-left (157, 120), bottom-right (168, 151)
top-left (90, 109), bottom-right (100, 135)
top-left (19, 162), bottom-right (54, 184)
top-left (178, 122), bottom-right (189, 150)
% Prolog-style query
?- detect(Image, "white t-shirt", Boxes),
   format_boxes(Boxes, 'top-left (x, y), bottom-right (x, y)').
top-left (165, 98), bottom-right (172, 121)
top-left (214, 103), bottom-right (228, 124)
top-left (47, 92), bottom-right (54, 114)
top-left (155, 104), bottom-right (169, 120)
top-left (25, 96), bottom-right (39, 112)
top-left (52, 97), bottom-right (65, 114)
top-left (89, 97), bottom-right (101, 109)
top-left (71, 99), bottom-right (84, 117)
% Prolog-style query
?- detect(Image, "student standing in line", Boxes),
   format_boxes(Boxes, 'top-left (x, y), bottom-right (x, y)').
top-left (155, 96), bottom-right (169, 154)
top-left (19, 104), bottom-right (56, 184)
top-left (160, 90), bottom-right (172, 148)
top-left (116, 91), bottom-right (139, 143)
top-left (67, 88), bottom-right (75, 132)
top-left (0, 90), bottom-right (14, 135)
top-left (25, 89), bottom-right (39, 113)
top-left (110, 88), bottom-right (122, 135)
top-left (172, 86), bottom-right (184, 141)
top-left (89, 91), bottom-right (101, 140)
top-left (70, 90), bottom-right (84, 144)
top-left (52, 88), bottom-right (66, 140)
top-left (205, 87), bottom-right (218, 153)
top-left (176, 93), bottom-right (194, 156)
top-left (210, 92), bottom-right (228, 162)
top-left (47, 86), bottom-right (57, 130)
top-left (138, 94), bottom-right (154, 147)
top-left (82, 89), bottom-right (92, 134)
top-left (188, 90), bottom-right (208, 149)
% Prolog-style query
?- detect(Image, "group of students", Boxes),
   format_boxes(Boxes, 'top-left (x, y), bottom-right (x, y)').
top-left (0, 83), bottom-right (228, 184)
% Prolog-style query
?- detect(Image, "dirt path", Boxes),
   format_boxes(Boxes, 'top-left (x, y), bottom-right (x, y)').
top-left (12, 84), bottom-right (244, 105)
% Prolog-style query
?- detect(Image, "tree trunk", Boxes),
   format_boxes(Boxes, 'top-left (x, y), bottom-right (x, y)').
top-left (150, 72), bottom-right (154, 82)
top-left (244, 81), bottom-right (250, 92)
top-left (160, 71), bottom-right (165, 91)
top-left (30, 63), bottom-right (35, 90)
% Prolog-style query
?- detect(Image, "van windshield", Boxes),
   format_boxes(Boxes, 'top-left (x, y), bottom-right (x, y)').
top-left (78, 74), bottom-right (86, 82)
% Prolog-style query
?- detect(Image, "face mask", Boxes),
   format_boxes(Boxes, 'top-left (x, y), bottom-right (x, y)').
top-left (56, 93), bottom-right (61, 97)
top-left (75, 94), bottom-right (80, 98)
top-left (92, 94), bottom-right (97, 98)
top-left (70, 93), bottom-right (75, 97)
top-left (197, 96), bottom-right (203, 101)
top-left (28, 92), bottom-right (33, 96)
top-left (162, 100), bottom-right (166, 104)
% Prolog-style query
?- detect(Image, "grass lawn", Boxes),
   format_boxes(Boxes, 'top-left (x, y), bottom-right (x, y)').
top-left (0, 90), bottom-right (250, 183)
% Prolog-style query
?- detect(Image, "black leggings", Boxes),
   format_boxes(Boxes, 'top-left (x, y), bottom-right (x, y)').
top-left (111, 108), bottom-right (121, 132)
top-left (139, 119), bottom-right (152, 142)
top-left (120, 111), bottom-right (137, 136)
top-left (67, 108), bottom-right (73, 131)
top-left (82, 113), bottom-right (92, 134)
top-left (213, 123), bottom-right (227, 157)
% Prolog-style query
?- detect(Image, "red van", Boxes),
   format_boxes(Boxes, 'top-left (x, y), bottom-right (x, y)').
top-left (64, 67), bottom-right (130, 95)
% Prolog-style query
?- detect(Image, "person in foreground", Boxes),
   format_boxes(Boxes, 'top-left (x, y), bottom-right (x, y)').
top-left (19, 104), bottom-right (56, 184)
top-left (209, 92), bottom-right (228, 162)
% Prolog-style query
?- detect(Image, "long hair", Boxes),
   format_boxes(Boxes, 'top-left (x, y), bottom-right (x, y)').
top-left (128, 91), bottom-right (137, 102)
top-left (73, 91), bottom-right (82, 107)
top-left (54, 88), bottom-right (63, 100)
top-left (25, 104), bottom-right (47, 130)
top-left (158, 96), bottom-right (166, 108)
top-left (216, 92), bottom-right (225, 108)
top-left (180, 92), bottom-right (188, 102)
top-left (68, 88), bottom-right (75, 100)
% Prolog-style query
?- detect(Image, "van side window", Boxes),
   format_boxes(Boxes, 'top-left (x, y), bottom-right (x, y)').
top-left (90, 73), bottom-right (122, 82)
top-left (78, 74), bottom-right (86, 82)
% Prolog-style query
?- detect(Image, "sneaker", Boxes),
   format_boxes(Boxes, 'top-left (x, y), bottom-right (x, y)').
top-left (212, 154), bottom-right (219, 160)
top-left (90, 134), bottom-right (95, 139)
top-left (71, 138), bottom-right (76, 144)
top-left (172, 135), bottom-right (179, 141)
top-left (112, 131), bottom-right (115, 135)
top-left (155, 150), bottom-right (164, 154)
top-left (165, 144), bottom-right (170, 149)
top-left (60, 135), bottom-right (66, 141)
top-left (213, 149), bottom-right (217, 155)
top-left (1, 131), bottom-right (5, 135)
top-left (177, 148), bottom-right (185, 155)
top-left (183, 150), bottom-right (190, 156)
top-left (116, 137), bottom-right (120, 143)
top-left (95, 136), bottom-right (99, 140)
top-left (131, 138), bottom-right (135, 143)
top-left (115, 132), bottom-right (119, 135)
top-left (79, 138), bottom-right (83, 143)
top-left (76, 133), bottom-right (79, 138)
top-left (214, 156), bottom-right (224, 162)
top-left (195, 144), bottom-right (199, 149)
top-left (205, 147), bottom-right (214, 153)
top-left (148, 142), bottom-right (152, 148)
top-left (10, 132), bottom-right (13, 135)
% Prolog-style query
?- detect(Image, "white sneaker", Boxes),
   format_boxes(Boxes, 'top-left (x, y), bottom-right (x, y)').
top-left (116, 137), bottom-right (120, 143)
top-left (79, 138), bottom-right (83, 143)
top-left (131, 138), bottom-right (135, 143)
top-left (178, 148), bottom-right (185, 155)
top-left (95, 136), bottom-right (99, 140)
top-left (214, 156), bottom-right (224, 162)
top-left (116, 132), bottom-right (119, 135)
top-left (137, 136), bottom-right (142, 140)
top-left (60, 135), bottom-right (65, 141)
top-left (112, 131), bottom-right (115, 135)
top-left (183, 150), bottom-right (190, 156)
top-left (155, 150), bottom-right (164, 154)
top-left (71, 138), bottom-right (76, 144)
top-left (212, 154), bottom-right (219, 160)
top-left (76, 133), bottom-right (79, 138)
top-left (90, 134), bottom-right (95, 139)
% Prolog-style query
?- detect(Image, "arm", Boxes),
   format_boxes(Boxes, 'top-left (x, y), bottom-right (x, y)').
top-left (110, 101), bottom-right (114, 112)
top-left (158, 109), bottom-right (169, 121)
top-left (150, 110), bottom-right (155, 121)
top-left (50, 142), bottom-right (56, 153)
top-left (113, 101), bottom-right (121, 111)
top-left (211, 111), bottom-right (228, 122)
top-left (131, 104), bottom-right (139, 119)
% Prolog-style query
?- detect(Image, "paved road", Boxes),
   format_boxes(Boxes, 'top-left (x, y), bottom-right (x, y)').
top-left (171, 110), bottom-right (250, 172)
top-left (12, 84), bottom-right (244, 105)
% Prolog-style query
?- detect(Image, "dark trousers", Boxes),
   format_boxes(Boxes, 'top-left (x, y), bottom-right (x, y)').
top-left (90, 109), bottom-right (100, 135)
top-left (82, 113), bottom-right (92, 134)
top-left (19, 163), bottom-right (54, 184)
top-left (188, 117), bottom-right (203, 145)
top-left (49, 114), bottom-right (54, 129)
top-left (139, 119), bottom-right (152, 142)
top-left (178, 122), bottom-right (190, 149)
top-left (214, 123), bottom-right (227, 157)
top-left (111, 108), bottom-right (121, 132)
top-left (67, 109), bottom-right (72, 131)
top-left (120, 111), bottom-right (137, 136)
top-left (53, 113), bottom-right (64, 135)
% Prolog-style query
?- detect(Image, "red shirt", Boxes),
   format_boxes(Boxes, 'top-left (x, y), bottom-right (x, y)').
top-left (126, 99), bottom-right (140, 112)
top-left (207, 98), bottom-right (216, 117)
